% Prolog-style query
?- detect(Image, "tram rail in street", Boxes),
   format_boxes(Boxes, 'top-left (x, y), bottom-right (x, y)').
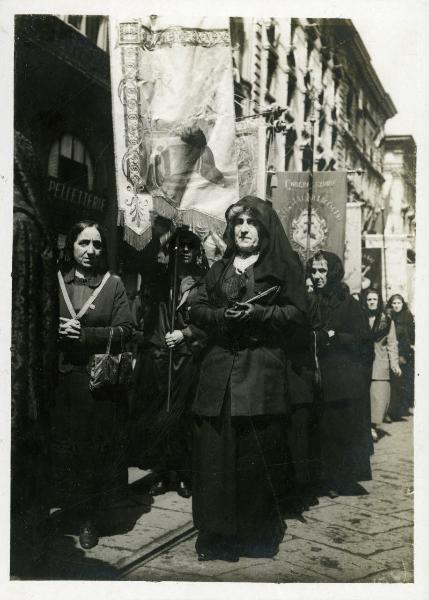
top-left (116, 522), bottom-right (197, 579)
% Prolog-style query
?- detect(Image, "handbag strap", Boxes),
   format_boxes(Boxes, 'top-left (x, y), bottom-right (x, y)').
top-left (118, 325), bottom-right (126, 352)
top-left (106, 327), bottom-right (114, 355)
top-left (58, 271), bottom-right (111, 320)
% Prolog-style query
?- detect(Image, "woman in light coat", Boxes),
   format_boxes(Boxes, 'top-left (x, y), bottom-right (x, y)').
top-left (363, 289), bottom-right (401, 441)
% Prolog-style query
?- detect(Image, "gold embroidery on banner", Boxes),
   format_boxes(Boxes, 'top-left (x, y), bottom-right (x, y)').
top-left (140, 27), bottom-right (231, 51)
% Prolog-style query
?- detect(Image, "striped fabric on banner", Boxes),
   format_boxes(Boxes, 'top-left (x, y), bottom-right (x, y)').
top-left (272, 171), bottom-right (347, 262)
top-left (110, 16), bottom-right (239, 249)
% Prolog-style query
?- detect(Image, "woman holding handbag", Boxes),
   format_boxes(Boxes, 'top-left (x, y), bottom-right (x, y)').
top-left (51, 220), bottom-right (133, 549)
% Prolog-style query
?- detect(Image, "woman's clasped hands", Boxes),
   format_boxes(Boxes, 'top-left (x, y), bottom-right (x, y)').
top-left (59, 317), bottom-right (81, 340)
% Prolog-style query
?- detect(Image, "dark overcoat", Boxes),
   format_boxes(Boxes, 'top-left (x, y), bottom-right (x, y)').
top-left (316, 293), bottom-right (373, 403)
top-left (189, 258), bottom-right (305, 417)
top-left (59, 270), bottom-right (133, 367)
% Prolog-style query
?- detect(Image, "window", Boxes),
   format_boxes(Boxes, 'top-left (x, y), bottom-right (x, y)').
top-left (303, 71), bottom-right (312, 121)
top-left (320, 36), bottom-right (330, 77)
top-left (48, 134), bottom-right (94, 191)
top-left (286, 50), bottom-right (297, 105)
top-left (331, 123), bottom-right (338, 149)
top-left (285, 127), bottom-right (297, 171)
top-left (346, 87), bottom-right (354, 120)
top-left (318, 91), bottom-right (325, 136)
top-left (58, 15), bottom-right (109, 51)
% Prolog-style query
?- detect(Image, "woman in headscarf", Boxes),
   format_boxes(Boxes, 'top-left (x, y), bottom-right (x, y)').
top-left (11, 131), bottom-right (58, 575)
top-left (188, 196), bottom-right (307, 562)
top-left (307, 250), bottom-right (373, 498)
top-left (130, 227), bottom-right (209, 498)
top-left (385, 293), bottom-right (415, 420)
top-left (363, 289), bottom-right (401, 441)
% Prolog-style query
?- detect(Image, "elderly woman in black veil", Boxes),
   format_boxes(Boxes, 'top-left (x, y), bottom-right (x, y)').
top-left (307, 251), bottom-right (373, 498)
top-left (131, 227), bottom-right (209, 498)
top-left (188, 196), bottom-right (307, 562)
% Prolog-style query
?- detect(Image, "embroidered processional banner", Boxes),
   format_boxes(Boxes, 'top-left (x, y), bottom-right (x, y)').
top-left (272, 172), bottom-right (347, 262)
top-left (235, 117), bottom-right (266, 199)
top-left (110, 16), bottom-right (239, 249)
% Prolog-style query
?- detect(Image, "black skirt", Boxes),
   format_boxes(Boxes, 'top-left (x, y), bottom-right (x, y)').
top-left (50, 369), bottom-right (129, 513)
top-left (129, 345), bottom-right (196, 479)
top-left (192, 390), bottom-right (287, 556)
top-left (319, 397), bottom-right (372, 485)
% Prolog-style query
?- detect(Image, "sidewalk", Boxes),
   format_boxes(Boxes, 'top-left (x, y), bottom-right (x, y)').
top-left (126, 416), bottom-right (413, 583)
top-left (43, 416), bottom-right (413, 582)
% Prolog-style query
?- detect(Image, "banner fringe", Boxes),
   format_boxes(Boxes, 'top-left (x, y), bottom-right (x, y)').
top-left (180, 209), bottom-right (225, 236)
top-left (117, 209), bottom-right (125, 227)
top-left (152, 196), bottom-right (227, 236)
top-left (123, 223), bottom-right (152, 251)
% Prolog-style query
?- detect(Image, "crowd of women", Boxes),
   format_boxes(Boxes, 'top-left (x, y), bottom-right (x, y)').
top-left (11, 132), bottom-right (415, 575)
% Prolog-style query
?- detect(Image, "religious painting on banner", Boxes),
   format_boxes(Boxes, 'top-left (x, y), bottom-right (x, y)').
top-left (272, 172), bottom-right (347, 262)
top-left (361, 247), bottom-right (382, 293)
top-left (110, 16), bottom-right (239, 249)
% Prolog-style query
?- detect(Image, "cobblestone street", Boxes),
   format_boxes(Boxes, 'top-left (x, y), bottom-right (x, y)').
top-left (44, 414), bottom-right (413, 583)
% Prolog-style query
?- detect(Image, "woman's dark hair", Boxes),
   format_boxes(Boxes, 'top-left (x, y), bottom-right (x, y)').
top-left (386, 293), bottom-right (408, 313)
top-left (60, 220), bottom-right (108, 274)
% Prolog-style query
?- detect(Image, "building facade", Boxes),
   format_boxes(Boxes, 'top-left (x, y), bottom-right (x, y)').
top-left (363, 135), bottom-right (416, 308)
top-left (230, 17), bottom-right (397, 223)
top-left (382, 135), bottom-right (416, 241)
top-left (16, 15), bottom-right (415, 300)
top-left (14, 14), bottom-right (119, 268)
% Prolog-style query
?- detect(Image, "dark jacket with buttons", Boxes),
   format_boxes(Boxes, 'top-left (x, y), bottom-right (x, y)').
top-left (59, 269), bottom-right (133, 371)
top-left (189, 257), bottom-right (305, 417)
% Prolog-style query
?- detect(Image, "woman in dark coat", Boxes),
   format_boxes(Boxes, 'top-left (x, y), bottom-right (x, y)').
top-left (386, 293), bottom-right (415, 420)
top-left (11, 131), bottom-right (58, 576)
top-left (307, 251), bottom-right (373, 497)
top-left (130, 227), bottom-right (208, 498)
top-left (188, 196), bottom-right (307, 561)
top-left (51, 220), bottom-right (133, 549)
top-left (363, 289), bottom-right (401, 440)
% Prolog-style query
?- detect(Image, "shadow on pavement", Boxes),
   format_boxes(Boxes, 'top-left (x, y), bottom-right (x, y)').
top-left (40, 535), bottom-right (120, 580)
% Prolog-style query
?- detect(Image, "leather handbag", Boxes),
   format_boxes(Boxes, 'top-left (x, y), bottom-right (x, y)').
top-left (58, 271), bottom-right (133, 391)
top-left (88, 327), bottom-right (133, 392)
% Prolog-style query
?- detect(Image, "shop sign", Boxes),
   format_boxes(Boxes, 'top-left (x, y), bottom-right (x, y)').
top-left (47, 177), bottom-right (107, 213)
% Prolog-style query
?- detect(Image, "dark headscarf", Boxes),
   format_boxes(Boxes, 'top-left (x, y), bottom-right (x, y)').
top-left (306, 250), bottom-right (349, 327)
top-left (386, 293), bottom-right (409, 315)
top-left (223, 196), bottom-right (307, 311)
top-left (386, 293), bottom-right (414, 355)
top-left (362, 288), bottom-right (392, 342)
top-left (306, 250), bottom-right (348, 300)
